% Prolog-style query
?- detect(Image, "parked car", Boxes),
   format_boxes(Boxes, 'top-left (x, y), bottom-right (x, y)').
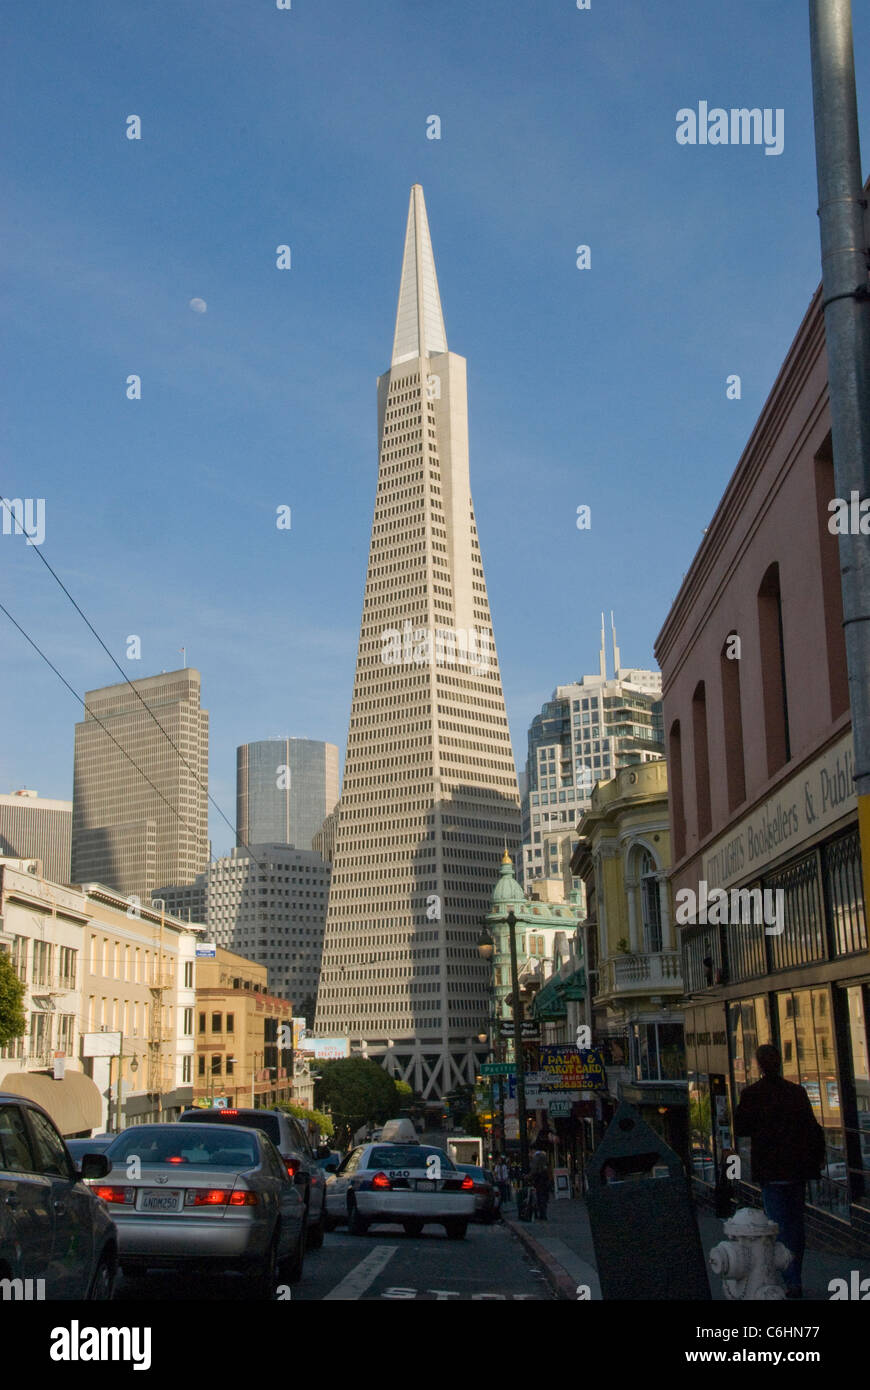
top-left (93, 1123), bottom-right (305, 1296)
top-left (0, 1092), bottom-right (117, 1299)
top-left (178, 1107), bottom-right (326, 1248)
top-left (324, 1143), bottom-right (475, 1239)
top-left (455, 1164), bottom-right (500, 1223)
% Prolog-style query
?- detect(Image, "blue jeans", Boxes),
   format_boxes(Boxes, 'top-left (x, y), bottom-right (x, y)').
top-left (761, 1182), bottom-right (806, 1289)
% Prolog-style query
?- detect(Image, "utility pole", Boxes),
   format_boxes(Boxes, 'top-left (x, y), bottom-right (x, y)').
top-left (809, 0), bottom-right (870, 912)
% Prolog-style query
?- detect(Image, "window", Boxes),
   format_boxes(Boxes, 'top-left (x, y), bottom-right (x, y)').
top-left (182, 1054), bottom-right (192, 1083)
top-left (211, 1054), bottom-right (222, 1074)
top-left (669, 720), bottom-right (686, 860)
top-left (758, 562), bottom-right (791, 774)
top-left (198, 1012), bottom-right (206, 1034)
top-left (211, 1013), bottom-right (222, 1033)
top-left (691, 681), bottom-right (711, 840)
top-left (27, 1108), bottom-right (72, 1178)
top-left (198, 1055), bottom-right (205, 1076)
top-left (0, 1104), bottom-right (36, 1172)
top-left (720, 634), bottom-right (746, 812)
top-left (640, 850), bottom-right (663, 953)
top-left (183, 1008), bottom-right (193, 1036)
top-left (184, 961), bottom-right (194, 989)
top-left (226, 1013), bottom-right (234, 1034)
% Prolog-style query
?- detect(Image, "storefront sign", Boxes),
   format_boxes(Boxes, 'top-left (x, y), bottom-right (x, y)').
top-left (703, 732), bottom-right (856, 893)
top-left (539, 1046), bottom-right (607, 1091)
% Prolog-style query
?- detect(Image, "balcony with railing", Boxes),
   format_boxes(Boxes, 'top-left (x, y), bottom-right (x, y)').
top-left (599, 950), bottom-right (683, 1000)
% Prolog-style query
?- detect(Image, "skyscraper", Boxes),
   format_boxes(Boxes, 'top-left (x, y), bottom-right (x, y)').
top-left (71, 668), bottom-right (209, 902)
top-left (521, 617), bottom-right (663, 895)
top-left (236, 738), bottom-right (339, 852)
top-left (0, 789), bottom-right (72, 884)
top-left (314, 186), bottom-right (521, 1096)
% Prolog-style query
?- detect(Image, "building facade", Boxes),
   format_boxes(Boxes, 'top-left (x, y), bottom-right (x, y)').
top-left (193, 947), bottom-right (292, 1110)
top-left (0, 859), bottom-right (197, 1132)
top-left (237, 738), bottom-right (339, 853)
top-left (72, 668), bottom-right (209, 903)
top-left (521, 627), bottom-right (662, 897)
top-left (314, 186), bottom-right (522, 1097)
top-left (571, 759), bottom-right (686, 1156)
top-left (0, 790), bottom-right (72, 885)
top-left (654, 279), bottom-right (869, 1254)
top-left (160, 844), bottom-right (330, 1013)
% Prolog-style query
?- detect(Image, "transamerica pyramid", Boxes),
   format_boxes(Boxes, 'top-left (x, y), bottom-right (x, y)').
top-left (314, 186), bottom-right (521, 1099)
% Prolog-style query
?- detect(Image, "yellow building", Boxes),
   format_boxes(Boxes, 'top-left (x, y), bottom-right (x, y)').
top-left (194, 947), bottom-right (293, 1110)
top-left (571, 759), bottom-right (688, 1154)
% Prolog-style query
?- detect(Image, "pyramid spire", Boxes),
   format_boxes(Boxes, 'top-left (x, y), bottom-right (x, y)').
top-left (391, 184), bottom-right (448, 366)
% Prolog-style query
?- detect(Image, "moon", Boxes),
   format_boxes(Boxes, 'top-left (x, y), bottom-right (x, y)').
top-left (189, 298), bottom-right (207, 314)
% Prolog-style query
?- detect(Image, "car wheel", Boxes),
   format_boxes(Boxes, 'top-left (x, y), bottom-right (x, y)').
top-left (87, 1252), bottom-right (116, 1300)
top-left (347, 1198), bottom-right (369, 1236)
top-left (444, 1220), bottom-right (468, 1240)
top-left (252, 1231), bottom-right (280, 1299)
top-left (279, 1222), bottom-right (306, 1285)
top-left (402, 1220), bottom-right (423, 1237)
top-left (306, 1205), bottom-right (325, 1250)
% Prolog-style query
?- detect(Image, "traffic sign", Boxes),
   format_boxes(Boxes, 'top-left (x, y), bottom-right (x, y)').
top-left (481, 1062), bottom-right (514, 1076)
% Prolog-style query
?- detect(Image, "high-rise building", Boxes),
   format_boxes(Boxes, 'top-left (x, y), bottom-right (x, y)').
top-left (314, 186), bottom-right (521, 1097)
top-left (0, 790), bottom-right (72, 884)
top-left (236, 738), bottom-right (339, 852)
top-left (521, 616), bottom-right (663, 896)
top-left (160, 844), bottom-right (330, 1008)
top-left (71, 669), bottom-right (209, 903)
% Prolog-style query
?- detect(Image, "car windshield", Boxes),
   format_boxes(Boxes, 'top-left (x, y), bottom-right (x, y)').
top-left (106, 1127), bottom-right (260, 1169)
top-left (368, 1145), bottom-right (454, 1170)
top-left (65, 1138), bottom-right (114, 1159)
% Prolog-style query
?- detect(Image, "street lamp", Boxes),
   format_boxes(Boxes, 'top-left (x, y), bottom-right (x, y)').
top-left (479, 911), bottom-right (529, 1176)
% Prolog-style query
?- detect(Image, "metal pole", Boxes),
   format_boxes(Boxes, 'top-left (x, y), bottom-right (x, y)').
top-left (809, 0), bottom-right (870, 913)
top-left (507, 911), bottom-right (529, 1175)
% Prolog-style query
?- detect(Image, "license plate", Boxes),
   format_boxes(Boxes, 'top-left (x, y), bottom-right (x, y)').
top-left (415, 1179), bottom-right (438, 1192)
top-left (139, 1189), bottom-right (182, 1212)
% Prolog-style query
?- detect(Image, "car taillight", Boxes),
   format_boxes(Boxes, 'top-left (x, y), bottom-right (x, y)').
top-left (371, 1171), bottom-right (392, 1190)
top-left (94, 1186), bottom-right (135, 1204)
top-left (461, 1174), bottom-right (474, 1190)
top-left (184, 1189), bottom-right (258, 1207)
top-left (219, 1110), bottom-right (239, 1116)
top-left (285, 1158), bottom-right (300, 1178)
top-left (167, 1156), bottom-right (185, 1164)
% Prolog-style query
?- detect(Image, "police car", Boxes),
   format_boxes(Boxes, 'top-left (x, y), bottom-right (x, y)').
top-left (323, 1143), bottom-right (475, 1239)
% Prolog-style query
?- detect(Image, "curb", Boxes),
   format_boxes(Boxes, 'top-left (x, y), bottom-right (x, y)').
top-left (502, 1215), bottom-right (579, 1301)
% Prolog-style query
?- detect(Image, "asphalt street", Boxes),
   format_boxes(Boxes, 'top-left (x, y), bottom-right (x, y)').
top-left (112, 1221), bottom-right (554, 1301)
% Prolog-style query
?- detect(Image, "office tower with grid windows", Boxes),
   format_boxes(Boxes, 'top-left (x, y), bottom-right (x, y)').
top-left (71, 668), bottom-right (209, 903)
top-left (236, 738), bottom-right (339, 853)
top-left (0, 789), bottom-right (72, 884)
top-left (521, 617), bottom-right (663, 896)
top-left (314, 186), bottom-right (521, 1097)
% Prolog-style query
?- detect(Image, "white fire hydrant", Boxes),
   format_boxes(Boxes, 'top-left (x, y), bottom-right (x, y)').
top-left (708, 1206), bottom-right (792, 1300)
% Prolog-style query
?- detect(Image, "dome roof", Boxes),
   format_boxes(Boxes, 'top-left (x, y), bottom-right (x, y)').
top-left (491, 851), bottom-right (526, 908)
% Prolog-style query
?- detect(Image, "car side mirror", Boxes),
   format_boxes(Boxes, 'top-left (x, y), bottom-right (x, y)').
top-left (324, 1160), bottom-right (339, 1174)
top-left (80, 1153), bottom-right (111, 1181)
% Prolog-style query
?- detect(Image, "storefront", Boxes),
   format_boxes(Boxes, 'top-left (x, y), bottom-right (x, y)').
top-left (681, 818), bottom-right (870, 1254)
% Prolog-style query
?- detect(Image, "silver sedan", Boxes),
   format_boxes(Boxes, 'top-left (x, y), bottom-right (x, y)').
top-left (325, 1143), bottom-right (475, 1239)
top-left (90, 1123), bottom-right (305, 1296)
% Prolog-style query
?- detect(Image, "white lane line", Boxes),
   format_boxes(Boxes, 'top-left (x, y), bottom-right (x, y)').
top-left (322, 1245), bottom-right (399, 1301)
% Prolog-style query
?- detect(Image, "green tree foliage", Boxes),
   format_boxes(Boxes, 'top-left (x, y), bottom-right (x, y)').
top-left (0, 951), bottom-right (25, 1048)
top-left (313, 1058), bottom-right (399, 1135)
top-left (275, 1101), bottom-right (334, 1139)
top-left (394, 1079), bottom-right (414, 1103)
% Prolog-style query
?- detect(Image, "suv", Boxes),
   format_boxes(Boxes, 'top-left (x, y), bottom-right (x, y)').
top-left (0, 1093), bottom-right (117, 1298)
top-left (178, 1108), bottom-right (326, 1248)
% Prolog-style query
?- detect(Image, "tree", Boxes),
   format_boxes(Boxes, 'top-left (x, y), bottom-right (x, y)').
top-left (0, 950), bottom-right (25, 1048)
top-left (394, 1079), bottom-right (414, 1104)
top-left (314, 1058), bottom-right (399, 1136)
top-left (275, 1101), bottom-right (334, 1140)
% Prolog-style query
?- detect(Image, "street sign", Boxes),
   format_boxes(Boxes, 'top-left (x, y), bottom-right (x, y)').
top-left (498, 1020), bottom-right (540, 1040)
top-left (480, 1062), bottom-right (514, 1076)
top-left (195, 942), bottom-right (217, 958)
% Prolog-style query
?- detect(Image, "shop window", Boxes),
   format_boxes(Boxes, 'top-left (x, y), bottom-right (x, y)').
top-left (824, 829), bottom-right (867, 958)
top-left (765, 853), bottom-right (825, 972)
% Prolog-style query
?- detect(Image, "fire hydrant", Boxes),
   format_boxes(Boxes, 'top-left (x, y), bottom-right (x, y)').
top-left (708, 1206), bottom-right (792, 1300)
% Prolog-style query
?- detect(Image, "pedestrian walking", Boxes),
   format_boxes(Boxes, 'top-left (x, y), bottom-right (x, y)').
top-left (529, 1146), bottom-right (550, 1221)
top-left (494, 1158), bottom-right (511, 1206)
top-left (734, 1044), bottom-right (826, 1300)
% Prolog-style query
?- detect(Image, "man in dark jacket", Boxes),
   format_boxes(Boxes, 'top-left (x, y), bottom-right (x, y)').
top-left (734, 1045), bottom-right (826, 1298)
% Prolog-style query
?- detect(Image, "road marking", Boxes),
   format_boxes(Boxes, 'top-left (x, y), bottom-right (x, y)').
top-left (323, 1245), bottom-right (399, 1301)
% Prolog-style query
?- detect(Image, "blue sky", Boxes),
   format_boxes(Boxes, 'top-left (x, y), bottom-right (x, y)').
top-left (1, 1), bottom-right (867, 857)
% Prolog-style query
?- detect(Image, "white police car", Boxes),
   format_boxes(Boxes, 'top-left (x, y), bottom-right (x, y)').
top-left (324, 1143), bottom-right (474, 1239)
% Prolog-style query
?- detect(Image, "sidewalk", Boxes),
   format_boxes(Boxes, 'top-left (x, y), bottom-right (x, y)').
top-left (501, 1195), bottom-right (870, 1302)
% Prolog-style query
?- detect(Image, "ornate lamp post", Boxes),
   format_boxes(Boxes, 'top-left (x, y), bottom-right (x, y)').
top-left (478, 909), bottom-right (529, 1176)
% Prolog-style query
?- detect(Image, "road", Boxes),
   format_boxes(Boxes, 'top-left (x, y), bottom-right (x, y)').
top-left (112, 1219), bottom-right (553, 1301)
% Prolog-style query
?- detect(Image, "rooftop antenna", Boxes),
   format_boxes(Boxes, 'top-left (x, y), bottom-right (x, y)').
top-left (611, 611), bottom-right (621, 676)
top-left (599, 613), bottom-right (607, 679)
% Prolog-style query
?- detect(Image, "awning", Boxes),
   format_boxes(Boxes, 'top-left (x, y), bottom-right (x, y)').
top-left (1, 1069), bottom-right (103, 1135)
